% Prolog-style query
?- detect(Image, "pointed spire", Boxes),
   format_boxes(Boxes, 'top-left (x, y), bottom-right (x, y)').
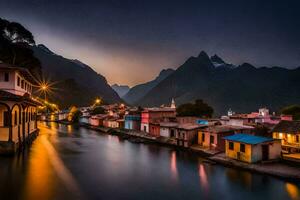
top-left (171, 98), bottom-right (176, 109)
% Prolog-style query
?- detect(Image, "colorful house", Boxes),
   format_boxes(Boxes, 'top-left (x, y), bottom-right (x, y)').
top-left (79, 116), bottom-right (90, 124)
top-left (197, 125), bottom-right (254, 151)
top-left (0, 64), bottom-right (40, 154)
top-left (159, 122), bottom-right (178, 138)
top-left (124, 114), bottom-right (141, 130)
top-left (103, 117), bottom-right (123, 128)
top-left (140, 107), bottom-right (176, 133)
top-left (272, 120), bottom-right (300, 153)
top-left (224, 134), bottom-right (281, 163)
top-left (175, 124), bottom-right (207, 147)
top-left (89, 114), bottom-right (108, 126)
top-left (149, 122), bottom-right (161, 137)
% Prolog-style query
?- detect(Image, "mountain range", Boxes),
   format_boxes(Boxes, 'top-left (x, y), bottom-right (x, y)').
top-left (123, 68), bottom-right (174, 105)
top-left (111, 84), bottom-right (130, 97)
top-left (127, 51), bottom-right (300, 115)
top-left (31, 44), bottom-right (122, 108)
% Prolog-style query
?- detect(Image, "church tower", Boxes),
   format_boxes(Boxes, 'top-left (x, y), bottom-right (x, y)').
top-left (171, 98), bottom-right (176, 109)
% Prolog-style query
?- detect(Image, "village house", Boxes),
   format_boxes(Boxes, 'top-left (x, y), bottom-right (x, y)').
top-left (175, 124), bottom-right (207, 148)
top-left (272, 120), bottom-right (300, 153)
top-left (222, 108), bottom-right (293, 127)
top-left (103, 117), bottom-right (124, 128)
top-left (159, 122), bottom-right (178, 138)
top-left (79, 115), bottom-right (90, 124)
top-left (0, 64), bottom-right (40, 154)
top-left (89, 114), bottom-right (108, 127)
top-left (197, 125), bottom-right (254, 151)
top-left (124, 111), bottom-right (141, 130)
top-left (224, 134), bottom-right (281, 163)
top-left (140, 107), bottom-right (176, 133)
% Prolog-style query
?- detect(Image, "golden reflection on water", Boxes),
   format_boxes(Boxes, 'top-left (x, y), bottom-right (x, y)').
top-left (170, 151), bottom-right (178, 180)
top-left (286, 183), bottom-right (300, 200)
top-left (21, 134), bottom-right (56, 199)
top-left (20, 123), bottom-right (82, 199)
top-left (67, 125), bottom-right (73, 133)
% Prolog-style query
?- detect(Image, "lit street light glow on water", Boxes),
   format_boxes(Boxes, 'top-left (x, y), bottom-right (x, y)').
top-left (0, 122), bottom-right (299, 200)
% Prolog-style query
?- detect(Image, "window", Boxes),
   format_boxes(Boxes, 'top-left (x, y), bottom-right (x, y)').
top-left (229, 142), bottom-right (234, 150)
top-left (210, 135), bottom-right (214, 144)
top-left (25, 82), bottom-right (27, 91)
top-left (202, 133), bottom-right (205, 142)
top-left (3, 111), bottom-right (10, 127)
top-left (296, 135), bottom-right (299, 143)
top-left (17, 76), bottom-right (20, 86)
top-left (4, 72), bottom-right (9, 82)
top-left (240, 143), bottom-right (245, 153)
top-left (21, 80), bottom-right (24, 89)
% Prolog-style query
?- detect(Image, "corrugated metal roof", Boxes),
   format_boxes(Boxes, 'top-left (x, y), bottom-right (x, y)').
top-left (223, 133), bottom-right (274, 145)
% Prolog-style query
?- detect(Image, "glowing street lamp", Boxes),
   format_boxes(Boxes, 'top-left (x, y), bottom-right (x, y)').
top-left (40, 83), bottom-right (49, 101)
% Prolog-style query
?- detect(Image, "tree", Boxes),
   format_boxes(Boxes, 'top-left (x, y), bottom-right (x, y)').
top-left (72, 110), bottom-right (82, 123)
top-left (176, 99), bottom-right (214, 118)
top-left (281, 105), bottom-right (300, 120)
top-left (0, 17), bottom-right (41, 79)
top-left (91, 106), bottom-right (106, 115)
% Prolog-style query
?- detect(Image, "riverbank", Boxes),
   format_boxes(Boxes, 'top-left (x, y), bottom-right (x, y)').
top-left (52, 121), bottom-right (300, 181)
top-left (209, 153), bottom-right (300, 180)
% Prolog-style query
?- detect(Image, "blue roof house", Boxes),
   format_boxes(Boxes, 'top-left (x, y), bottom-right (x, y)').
top-left (223, 134), bottom-right (281, 163)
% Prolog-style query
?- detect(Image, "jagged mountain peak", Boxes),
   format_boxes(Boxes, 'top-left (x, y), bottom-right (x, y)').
top-left (211, 54), bottom-right (225, 64)
top-left (197, 51), bottom-right (209, 59)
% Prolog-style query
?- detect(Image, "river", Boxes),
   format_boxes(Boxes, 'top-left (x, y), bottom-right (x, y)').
top-left (0, 122), bottom-right (299, 200)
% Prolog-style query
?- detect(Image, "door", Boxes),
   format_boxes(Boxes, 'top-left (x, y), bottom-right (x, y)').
top-left (262, 145), bottom-right (269, 161)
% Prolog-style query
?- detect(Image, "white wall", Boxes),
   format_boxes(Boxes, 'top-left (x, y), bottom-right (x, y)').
top-left (0, 70), bottom-right (33, 96)
top-left (160, 127), bottom-right (170, 137)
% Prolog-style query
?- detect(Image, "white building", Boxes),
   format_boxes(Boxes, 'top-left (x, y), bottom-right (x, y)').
top-left (0, 64), bottom-right (40, 154)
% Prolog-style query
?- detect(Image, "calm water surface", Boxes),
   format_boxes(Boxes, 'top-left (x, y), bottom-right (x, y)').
top-left (0, 122), bottom-right (299, 200)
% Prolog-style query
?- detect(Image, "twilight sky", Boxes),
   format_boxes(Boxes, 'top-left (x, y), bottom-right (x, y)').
top-left (0, 0), bottom-right (299, 86)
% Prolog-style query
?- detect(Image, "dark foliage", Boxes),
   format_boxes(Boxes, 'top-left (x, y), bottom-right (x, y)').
top-left (176, 99), bottom-right (213, 118)
top-left (91, 106), bottom-right (106, 115)
top-left (0, 17), bottom-right (41, 78)
top-left (71, 110), bottom-right (82, 123)
top-left (281, 105), bottom-right (300, 120)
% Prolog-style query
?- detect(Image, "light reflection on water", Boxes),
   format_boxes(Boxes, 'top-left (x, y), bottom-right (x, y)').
top-left (170, 151), bottom-right (178, 181)
top-left (0, 122), bottom-right (299, 200)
